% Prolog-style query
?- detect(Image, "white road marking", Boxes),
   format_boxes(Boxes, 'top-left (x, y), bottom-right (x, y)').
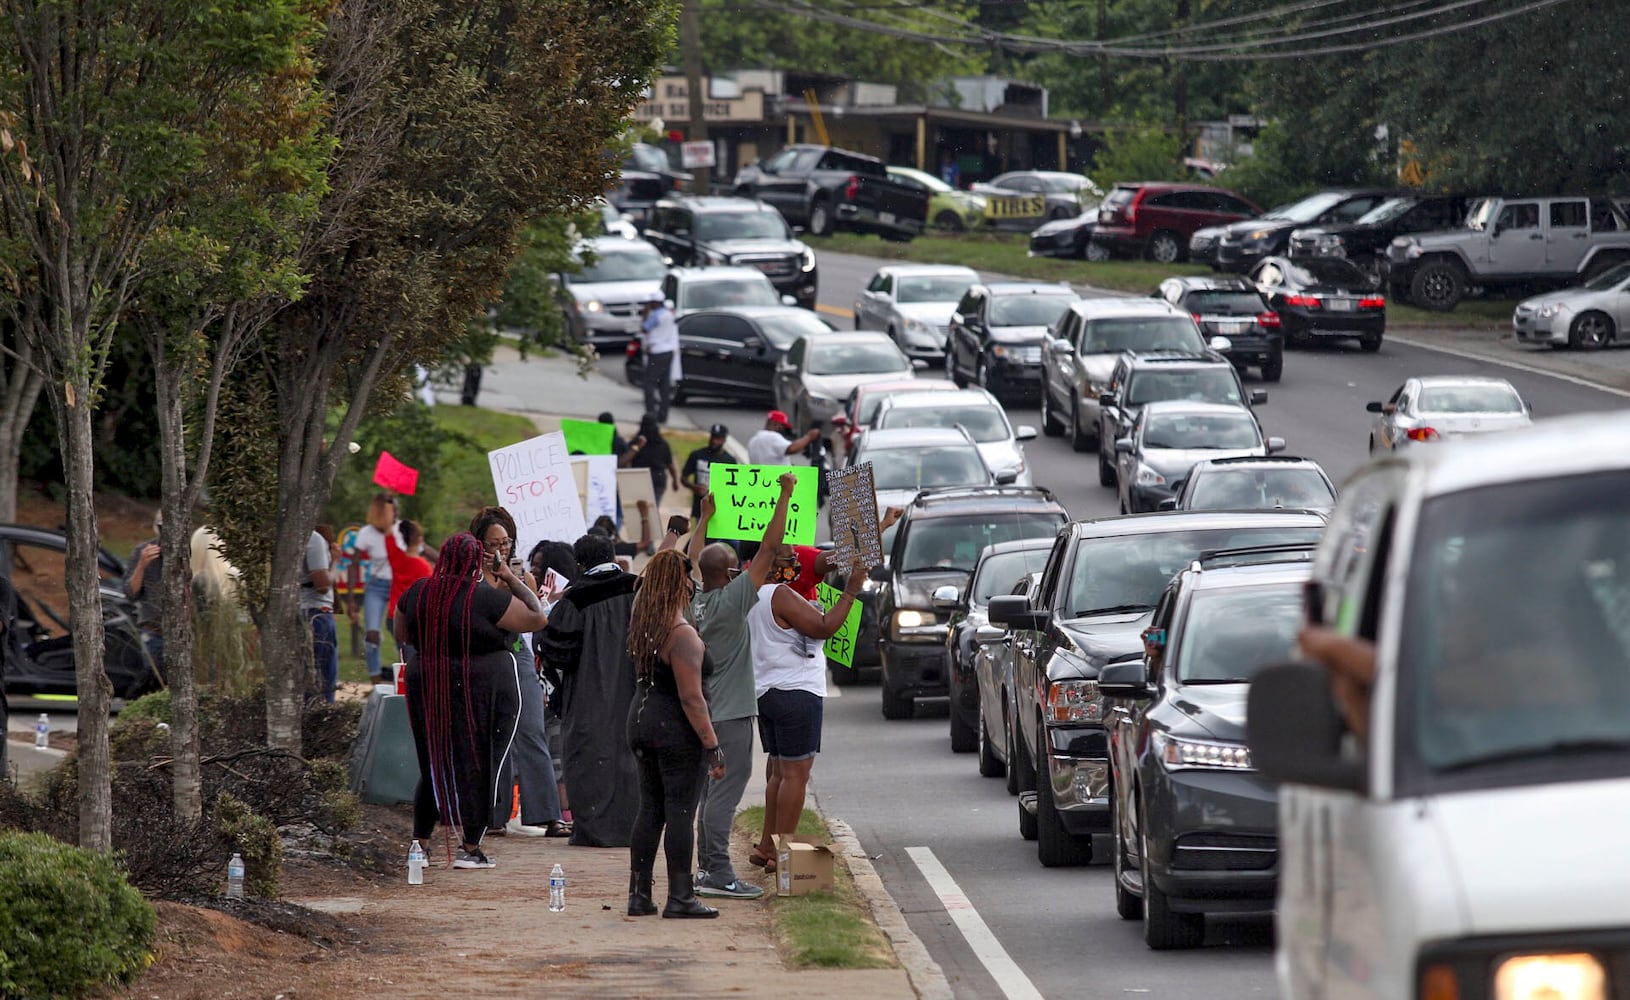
top-left (906, 846), bottom-right (1045, 1000)
top-left (1384, 331), bottom-right (1630, 399)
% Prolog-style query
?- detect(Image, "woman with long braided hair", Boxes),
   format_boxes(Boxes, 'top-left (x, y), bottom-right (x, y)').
top-left (624, 549), bottom-right (725, 918)
top-left (398, 533), bottom-right (549, 869)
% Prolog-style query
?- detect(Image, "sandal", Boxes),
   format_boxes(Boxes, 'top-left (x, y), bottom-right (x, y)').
top-left (747, 848), bottom-right (777, 873)
top-left (544, 820), bottom-right (572, 838)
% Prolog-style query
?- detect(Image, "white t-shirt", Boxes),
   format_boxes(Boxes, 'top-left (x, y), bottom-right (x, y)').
top-left (641, 306), bottom-right (680, 355)
top-left (353, 524), bottom-right (398, 581)
top-left (747, 428), bottom-right (792, 465)
top-left (748, 584), bottom-right (826, 699)
top-left (301, 531), bottom-right (334, 611)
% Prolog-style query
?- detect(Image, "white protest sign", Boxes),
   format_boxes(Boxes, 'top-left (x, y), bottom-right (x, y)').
top-left (488, 431), bottom-right (587, 559)
top-left (617, 467), bottom-right (658, 530)
top-left (680, 140), bottom-right (716, 169)
top-left (570, 455), bottom-right (619, 524)
top-left (825, 462), bottom-right (883, 569)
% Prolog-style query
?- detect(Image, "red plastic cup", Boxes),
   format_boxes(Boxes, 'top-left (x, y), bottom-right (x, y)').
top-left (394, 662), bottom-right (407, 696)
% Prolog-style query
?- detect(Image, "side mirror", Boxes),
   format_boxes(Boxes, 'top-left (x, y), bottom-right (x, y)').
top-left (994, 469), bottom-right (1019, 485)
top-left (792, 226), bottom-right (806, 236)
top-left (987, 594), bottom-right (1048, 631)
top-left (743, 335), bottom-right (765, 353)
top-left (781, 294), bottom-right (799, 307)
top-left (973, 624), bottom-right (1008, 645)
top-left (931, 585), bottom-right (962, 612)
top-left (1365, 401), bottom-right (1384, 414)
top-left (672, 228), bottom-right (690, 238)
top-left (830, 414), bottom-right (850, 428)
top-left (1050, 337), bottom-right (1073, 354)
top-left (911, 359), bottom-right (930, 370)
top-left (1208, 335), bottom-right (1233, 353)
top-left (1098, 392), bottom-right (1116, 408)
top-left (1113, 437), bottom-right (1134, 454)
top-left (1250, 389), bottom-right (1269, 406)
top-left (867, 563), bottom-right (891, 584)
top-left (1266, 436), bottom-right (1287, 454)
top-left (1096, 659), bottom-right (1152, 699)
top-left (1015, 425), bottom-right (1038, 441)
top-left (1246, 661), bottom-right (1364, 792)
top-left (1156, 497), bottom-right (1177, 511)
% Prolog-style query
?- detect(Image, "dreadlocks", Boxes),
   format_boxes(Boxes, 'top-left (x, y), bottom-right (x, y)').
top-left (627, 549), bottom-right (693, 677)
top-left (406, 532), bottom-right (484, 831)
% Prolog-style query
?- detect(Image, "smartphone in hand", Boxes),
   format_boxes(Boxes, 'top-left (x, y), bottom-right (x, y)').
top-left (1302, 579), bottom-right (1326, 627)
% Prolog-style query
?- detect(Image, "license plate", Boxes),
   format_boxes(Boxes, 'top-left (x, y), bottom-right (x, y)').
top-left (1215, 321), bottom-right (1245, 334)
top-left (1327, 298), bottom-right (1354, 312)
top-left (879, 211), bottom-right (895, 224)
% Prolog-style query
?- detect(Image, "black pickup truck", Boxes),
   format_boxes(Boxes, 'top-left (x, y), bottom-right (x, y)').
top-left (733, 144), bottom-right (928, 242)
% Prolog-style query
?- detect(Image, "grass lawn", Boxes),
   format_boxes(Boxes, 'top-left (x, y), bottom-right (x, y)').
top-left (807, 231), bottom-right (1516, 330)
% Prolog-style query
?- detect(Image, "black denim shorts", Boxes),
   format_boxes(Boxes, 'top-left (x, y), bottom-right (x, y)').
top-left (756, 688), bottom-right (823, 761)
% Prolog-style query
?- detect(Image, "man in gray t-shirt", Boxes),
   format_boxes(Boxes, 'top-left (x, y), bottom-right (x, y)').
top-left (302, 530), bottom-right (339, 702)
top-left (687, 474), bottom-right (798, 899)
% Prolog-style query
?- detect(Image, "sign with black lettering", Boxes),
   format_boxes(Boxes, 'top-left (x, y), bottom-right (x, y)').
top-left (704, 464), bottom-right (818, 545)
top-left (825, 463), bottom-right (882, 570)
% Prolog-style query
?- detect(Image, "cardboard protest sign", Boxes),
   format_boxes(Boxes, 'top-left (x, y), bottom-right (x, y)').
top-left (560, 418), bottom-right (615, 456)
top-left (825, 463), bottom-right (882, 570)
top-left (570, 455), bottom-right (619, 523)
top-left (616, 468), bottom-right (657, 529)
top-left (488, 431), bottom-right (587, 559)
top-left (704, 464), bottom-right (818, 545)
top-left (816, 582), bottom-right (864, 668)
top-left (372, 451), bottom-right (420, 495)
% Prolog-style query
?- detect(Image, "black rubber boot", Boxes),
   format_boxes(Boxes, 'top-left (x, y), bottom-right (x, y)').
top-left (627, 872), bottom-right (657, 916)
top-left (662, 870), bottom-right (719, 919)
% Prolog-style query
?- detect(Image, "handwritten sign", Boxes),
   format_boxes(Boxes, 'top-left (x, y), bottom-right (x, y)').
top-left (825, 463), bottom-right (882, 570)
top-left (705, 464), bottom-right (817, 545)
top-left (488, 431), bottom-right (587, 560)
top-left (570, 455), bottom-right (619, 523)
top-left (816, 583), bottom-right (864, 668)
top-left (560, 418), bottom-right (614, 456)
top-left (616, 467), bottom-right (657, 530)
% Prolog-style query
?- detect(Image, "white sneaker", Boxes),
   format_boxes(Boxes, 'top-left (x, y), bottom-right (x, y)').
top-left (505, 818), bottom-right (551, 837)
top-left (453, 848), bottom-right (496, 869)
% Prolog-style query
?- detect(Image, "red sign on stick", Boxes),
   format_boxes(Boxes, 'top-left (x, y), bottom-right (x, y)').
top-left (372, 450), bottom-right (419, 495)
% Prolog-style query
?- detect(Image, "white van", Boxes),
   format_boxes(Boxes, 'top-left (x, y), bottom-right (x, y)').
top-left (1249, 410), bottom-right (1630, 1000)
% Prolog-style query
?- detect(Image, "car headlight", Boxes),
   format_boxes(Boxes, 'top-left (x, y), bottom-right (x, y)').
top-left (581, 299), bottom-right (603, 313)
top-left (1405, 243), bottom-right (1424, 260)
top-left (860, 577), bottom-right (880, 593)
top-left (1046, 680), bottom-right (1102, 723)
top-left (1152, 732), bottom-right (1253, 771)
top-left (904, 318), bottom-right (942, 344)
top-left (991, 344), bottom-right (1008, 358)
top-left (1247, 229), bottom-right (1273, 242)
top-left (1135, 463), bottom-right (1166, 487)
top-left (1083, 379), bottom-right (1108, 398)
top-left (800, 248), bottom-right (816, 272)
top-left (895, 610), bottom-right (935, 629)
top-left (1535, 303), bottom-right (1570, 319)
top-left (1491, 954), bottom-right (1606, 1000)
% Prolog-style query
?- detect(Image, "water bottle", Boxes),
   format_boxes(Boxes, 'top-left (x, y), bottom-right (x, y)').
top-left (548, 863), bottom-right (566, 912)
top-left (407, 840), bottom-right (426, 886)
top-left (226, 853), bottom-right (245, 900)
top-left (33, 714), bottom-right (49, 748)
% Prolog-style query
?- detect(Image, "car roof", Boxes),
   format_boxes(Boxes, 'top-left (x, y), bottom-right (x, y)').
top-left (978, 535), bottom-right (1059, 560)
top-left (1111, 181), bottom-right (1222, 193)
top-left (855, 378), bottom-right (955, 396)
top-left (669, 266), bottom-right (775, 281)
top-left (657, 195), bottom-right (778, 214)
top-left (877, 388), bottom-right (1000, 410)
top-left (1191, 455), bottom-right (1325, 471)
top-left (981, 281), bottom-right (1077, 296)
top-left (580, 235), bottom-right (661, 254)
top-left (680, 305), bottom-right (827, 321)
top-left (1391, 409), bottom-right (1630, 498)
top-left (876, 264), bottom-right (980, 278)
top-left (1138, 400), bottom-right (1255, 418)
top-left (1161, 275), bottom-right (1258, 293)
top-left (905, 485), bottom-right (1066, 515)
top-left (804, 331), bottom-right (897, 346)
top-left (1121, 350), bottom-right (1230, 369)
top-left (1410, 375), bottom-right (1518, 390)
top-left (1182, 556), bottom-right (1314, 594)
top-left (1066, 297), bottom-right (1190, 320)
top-left (1069, 509), bottom-right (1327, 540)
top-left (856, 427), bottom-right (977, 449)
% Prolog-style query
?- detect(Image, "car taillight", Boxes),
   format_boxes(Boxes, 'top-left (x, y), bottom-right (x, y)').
top-left (1257, 311), bottom-right (1281, 328)
top-left (671, 175), bottom-right (686, 191)
top-left (845, 174), bottom-right (860, 201)
top-left (1192, 313), bottom-right (1204, 324)
top-left (1125, 198), bottom-right (1138, 224)
top-left (1359, 295), bottom-right (1386, 309)
top-left (626, 340), bottom-right (641, 358)
top-left (1283, 294), bottom-right (1322, 308)
top-left (1406, 427), bottom-right (1440, 442)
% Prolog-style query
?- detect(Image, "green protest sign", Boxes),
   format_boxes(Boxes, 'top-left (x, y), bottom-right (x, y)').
top-left (560, 418), bottom-right (614, 455)
top-left (816, 583), bottom-right (864, 668)
top-left (705, 464), bottom-right (818, 545)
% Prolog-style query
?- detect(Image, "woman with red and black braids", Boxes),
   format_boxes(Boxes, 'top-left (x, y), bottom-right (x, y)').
top-left (398, 533), bottom-right (550, 869)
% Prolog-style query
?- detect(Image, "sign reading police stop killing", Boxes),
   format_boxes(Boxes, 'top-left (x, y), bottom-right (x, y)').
top-left (705, 464), bottom-right (818, 545)
top-left (488, 431), bottom-right (588, 560)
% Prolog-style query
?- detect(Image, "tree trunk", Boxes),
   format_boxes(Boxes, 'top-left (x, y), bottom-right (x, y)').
top-left (58, 382), bottom-right (113, 852)
top-left (0, 364), bottom-right (44, 524)
top-left (154, 363), bottom-right (202, 824)
top-left (679, 0), bottom-right (710, 195)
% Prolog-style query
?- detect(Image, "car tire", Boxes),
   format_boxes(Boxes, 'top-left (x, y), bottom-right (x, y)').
top-left (1114, 795), bottom-right (1143, 920)
top-left (1036, 766), bottom-right (1094, 867)
top-left (950, 700), bottom-right (977, 753)
top-left (1260, 350), bottom-right (1284, 382)
top-left (1099, 443), bottom-right (1116, 487)
top-left (934, 210), bottom-right (964, 233)
top-left (1040, 387), bottom-right (1063, 436)
top-left (1146, 230), bottom-right (1183, 264)
top-left (1085, 240), bottom-right (1111, 263)
top-left (978, 698), bottom-right (1006, 778)
top-left (1409, 259), bottom-right (1466, 312)
top-left (1141, 822), bottom-right (1205, 950)
top-left (1018, 791), bottom-right (1038, 842)
top-left (808, 198), bottom-right (834, 237)
top-left (881, 680), bottom-right (915, 720)
top-left (1569, 310), bottom-right (1614, 350)
top-left (1004, 707), bottom-right (1021, 795)
top-left (1069, 401), bottom-right (1091, 453)
top-left (1359, 333), bottom-right (1383, 353)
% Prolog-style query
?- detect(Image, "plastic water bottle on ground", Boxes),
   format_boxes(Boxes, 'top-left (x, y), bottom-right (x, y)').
top-left (33, 713), bottom-right (49, 748)
top-left (407, 840), bottom-right (426, 886)
top-left (226, 853), bottom-right (246, 900)
top-left (548, 863), bottom-right (566, 912)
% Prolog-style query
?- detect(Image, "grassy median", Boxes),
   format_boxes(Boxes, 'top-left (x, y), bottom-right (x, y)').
top-left (734, 806), bottom-right (896, 970)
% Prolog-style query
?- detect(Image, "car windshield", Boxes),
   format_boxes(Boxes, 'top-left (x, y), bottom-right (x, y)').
top-left (626, 145), bottom-right (669, 173)
top-left (1126, 368), bottom-right (1243, 407)
top-left (1039, 175), bottom-right (1089, 194)
top-left (681, 278), bottom-right (780, 311)
top-left (807, 341), bottom-right (910, 376)
top-left (1417, 383), bottom-right (1524, 414)
top-left (1142, 412), bottom-right (1261, 450)
top-left (1265, 191), bottom-right (1348, 223)
top-left (755, 313), bottom-right (831, 348)
top-left (575, 247), bottom-right (667, 283)
top-left (971, 548), bottom-right (1053, 604)
top-left (857, 387), bottom-right (928, 424)
top-left (1464, 197), bottom-right (1498, 231)
top-left (1355, 197), bottom-right (1418, 226)
top-left (1582, 262), bottom-right (1630, 290)
top-left (990, 294), bottom-right (1075, 327)
top-left (1189, 468), bottom-right (1335, 510)
top-left (695, 211), bottom-right (790, 241)
top-left (1081, 317), bottom-right (1205, 354)
top-left (894, 168), bottom-right (950, 193)
top-left (1186, 290), bottom-right (1265, 315)
top-left (1064, 525), bottom-right (1322, 616)
top-left (1282, 258), bottom-right (1369, 287)
top-left (901, 514), bottom-right (1064, 574)
top-left (878, 403), bottom-right (1010, 443)
top-left (868, 445), bottom-right (988, 491)
top-left (1177, 582), bottom-right (1303, 682)
top-left (1401, 471), bottom-right (1630, 776)
top-left (896, 275), bottom-right (974, 303)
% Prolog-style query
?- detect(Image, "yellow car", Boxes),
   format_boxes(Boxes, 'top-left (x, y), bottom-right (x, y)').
top-left (887, 165), bottom-right (987, 232)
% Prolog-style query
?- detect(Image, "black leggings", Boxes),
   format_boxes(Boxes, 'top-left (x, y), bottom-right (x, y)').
top-left (627, 685), bottom-right (706, 884)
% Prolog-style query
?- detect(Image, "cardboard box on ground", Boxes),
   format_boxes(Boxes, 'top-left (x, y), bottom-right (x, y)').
top-left (775, 834), bottom-right (835, 896)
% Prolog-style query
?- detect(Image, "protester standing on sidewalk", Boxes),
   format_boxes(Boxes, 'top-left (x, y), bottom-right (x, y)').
top-left (747, 411), bottom-right (820, 466)
top-left (353, 495), bottom-right (399, 683)
top-left (624, 549), bottom-right (724, 919)
top-left (124, 512), bottom-right (165, 670)
top-left (680, 424), bottom-right (731, 521)
top-left (528, 540), bottom-right (580, 826)
top-left (639, 290), bottom-right (680, 423)
top-left (628, 414), bottom-right (680, 511)
top-left (398, 533), bottom-right (549, 869)
top-left (687, 473), bottom-right (799, 900)
top-left (302, 529), bottom-right (340, 703)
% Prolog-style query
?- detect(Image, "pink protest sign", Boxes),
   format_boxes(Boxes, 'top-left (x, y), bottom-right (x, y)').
top-left (373, 450), bottom-right (420, 495)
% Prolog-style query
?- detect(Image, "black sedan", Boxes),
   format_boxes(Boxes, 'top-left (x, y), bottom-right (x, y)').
top-left (623, 306), bottom-right (836, 404)
top-left (946, 282), bottom-right (1079, 399)
top-left (1028, 212), bottom-right (1103, 260)
top-left (1247, 256), bottom-right (1385, 352)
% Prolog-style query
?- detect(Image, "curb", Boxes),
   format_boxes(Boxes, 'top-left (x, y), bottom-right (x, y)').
top-left (826, 815), bottom-right (954, 1000)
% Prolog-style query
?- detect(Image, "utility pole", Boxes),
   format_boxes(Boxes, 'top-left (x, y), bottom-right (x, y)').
top-left (1098, 0), bottom-right (1110, 114)
top-left (679, 0), bottom-right (711, 195)
top-left (1173, 0), bottom-right (1189, 140)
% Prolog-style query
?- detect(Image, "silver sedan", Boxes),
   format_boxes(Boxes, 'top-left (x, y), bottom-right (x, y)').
top-left (852, 264), bottom-right (979, 361)
top-left (1366, 376), bottom-right (1532, 452)
top-left (1512, 262), bottom-right (1630, 350)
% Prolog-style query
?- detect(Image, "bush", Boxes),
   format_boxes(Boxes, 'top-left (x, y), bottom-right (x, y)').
top-left (0, 830), bottom-right (156, 998)
top-left (119, 689), bottom-right (172, 726)
top-left (214, 792), bottom-right (282, 899)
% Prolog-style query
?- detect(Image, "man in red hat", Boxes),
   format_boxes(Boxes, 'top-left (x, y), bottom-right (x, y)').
top-left (747, 410), bottom-right (820, 466)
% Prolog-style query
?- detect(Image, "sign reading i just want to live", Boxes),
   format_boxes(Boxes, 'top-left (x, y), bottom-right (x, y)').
top-left (704, 464), bottom-right (818, 545)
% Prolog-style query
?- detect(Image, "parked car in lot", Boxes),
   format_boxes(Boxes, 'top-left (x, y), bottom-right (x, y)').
top-left (773, 331), bottom-right (919, 433)
top-left (1029, 212), bottom-right (1102, 260)
top-left (1247, 256), bottom-right (1385, 352)
top-left (1288, 192), bottom-right (1475, 288)
top-left (988, 510), bottom-right (1327, 867)
top-left (1096, 351), bottom-right (1266, 488)
top-left (974, 171), bottom-right (1102, 227)
top-left (831, 378), bottom-right (958, 460)
top-left (1092, 182), bottom-right (1260, 263)
top-left (872, 486), bottom-right (1067, 721)
top-left (873, 387), bottom-right (1037, 486)
top-left (661, 265), bottom-right (785, 317)
top-left (641, 196), bottom-right (818, 310)
top-left (1365, 375), bottom-right (1531, 452)
top-left (1512, 260), bottom-right (1630, 349)
top-left (623, 306), bottom-right (836, 403)
top-left (1154, 275), bottom-right (1284, 382)
top-left (1113, 401), bottom-right (1286, 514)
top-left (942, 538), bottom-right (1054, 755)
top-left (946, 282), bottom-right (1078, 399)
top-left (1211, 188), bottom-right (1391, 274)
top-left (1248, 410), bottom-right (1630, 1000)
top-left (1101, 546), bottom-right (1313, 948)
top-left (559, 236), bottom-right (668, 349)
top-left (733, 143), bottom-right (928, 240)
top-left (852, 264), bottom-right (979, 362)
top-left (886, 165), bottom-right (987, 232)
top-left (1162, 455), bottom-right (1337, 514)
top-left (1, 524), bottom-right (155, 704)
top-left (1040, 298), bottom-right (1224, 455)
top-left (973, 570), bottom-right (1042, 784)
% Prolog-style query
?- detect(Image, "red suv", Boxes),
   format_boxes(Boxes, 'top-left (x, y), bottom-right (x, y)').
top-left (1091, 182), bottom-right (1260, 264)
